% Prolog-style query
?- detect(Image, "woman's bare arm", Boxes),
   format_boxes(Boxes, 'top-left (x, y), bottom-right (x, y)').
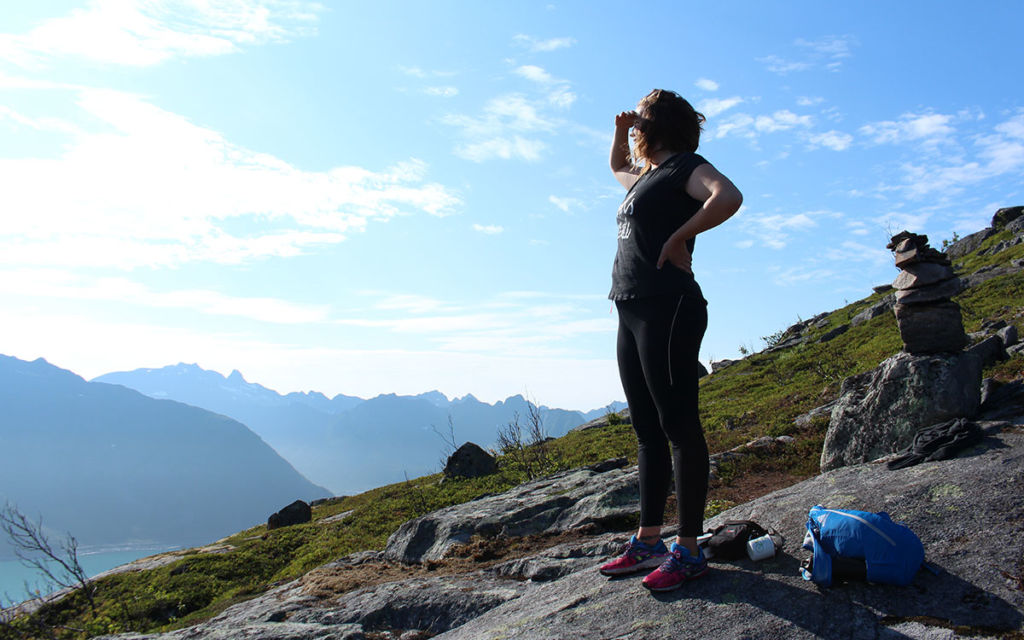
top-left (656, 164), bottom-right (743, 272)
top-left (610, 111), bottom-right (640, 189)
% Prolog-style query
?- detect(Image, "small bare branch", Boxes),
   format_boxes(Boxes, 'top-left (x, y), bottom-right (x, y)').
top-left (0, 503), bottom-right (96, 616)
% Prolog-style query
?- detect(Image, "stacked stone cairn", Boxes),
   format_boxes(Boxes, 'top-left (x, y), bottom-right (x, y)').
top-left (887, 230), bottom-right (967, 353)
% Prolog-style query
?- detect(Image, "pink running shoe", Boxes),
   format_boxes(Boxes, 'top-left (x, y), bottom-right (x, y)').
top-left (642, 542), bottom-right (709, 592)
top-left (599, 535), bottom-right (669, 576)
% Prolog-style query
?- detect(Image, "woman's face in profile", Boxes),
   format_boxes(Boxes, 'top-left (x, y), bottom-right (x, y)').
top-left (631, 106), bottom-right (648, 140)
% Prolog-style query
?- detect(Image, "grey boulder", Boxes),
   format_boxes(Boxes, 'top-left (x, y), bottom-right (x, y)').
top-left (850, 295), bottom-right (895, 327)
top-left (443, 442), bottom-right (497, 480)
top-left (943, 227), bottom-right (995, 261)
top-left (992, 205), bottom-right (1024, 229)
top-left (821, 351), bottom-right (981, 471)
top-left (967, 335), bottom-right (1007, 369)
top-left (998, 324), bottom-right (1019, 348)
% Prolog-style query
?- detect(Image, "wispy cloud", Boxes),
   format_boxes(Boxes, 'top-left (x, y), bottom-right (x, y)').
top-left (713, 109), bottom-right (813, 140)
top-left (515, 65), bottom-right (554, 83)
top-left (444, 94), bottom-right (552, 136)
top-left (698, 96), bottom-right (744, 117)
top-left (844, 221), bottom-right (872, 237)
top-left (758, 34), bottom-right (857, 75)
top-left (472, 223), bottom-right (505, 235)
top-left (736, 209), bottom-right (842, 249)
top-left (807, 130), bottom-right (853, 151)
top-left (868, 110), bottom-right (1024, 198)
top-left (513, 34), bottom-right (576, 53)
top-left (979, 113), bottom-right (1024, 172)
top-left (824, 241), bottom-right (893, 267)
top-left (695, 78), bottom-right (719, 92)
top-left (713, 106), bottom-right (855, 153)
top-left (514, 64), bottom-right (577, 108)
top-left (873, 209), bottom-right (934, 234)
top-left (548, 195), bottom-right (583, 214)
top-left (399, 65), bottom-right (456, 78)
top-left (714, 113), bottom-right (757, 140)
top-left (331, 289), bottom-right (614, 363)
top-left (0, 89), bottom-right (459, 269)
top-left (0, 269), bottom-right (329, 324)
top-left (442, 93), bottom-right (557, 162)
top-left (860, 112), bottom-right (956, 146)
top-left (0, 0), bottom-right (321, 68)
top-left (770, 265), bottom-right (837, 286)
top-left (454, 136), bottom-right (546, 163)
top-left (797, 35), bottom-right (856, 63)
top-left (369, 293), bottom-right (450, 315)
top-left (425, 86), bottom-right (459, 97)
top-left (757, 55), bottom-right (812, 75)
top-left (755, 110), bottom-right (813, 132)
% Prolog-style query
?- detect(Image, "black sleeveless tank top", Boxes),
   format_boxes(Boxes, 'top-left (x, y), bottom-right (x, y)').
top-left (609, 152), bottom-right (709, 301)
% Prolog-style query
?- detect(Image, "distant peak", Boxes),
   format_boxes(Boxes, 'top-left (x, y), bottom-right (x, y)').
top-left (227, 369), bottom-right (247, 383)
top-left (415, 390), bottom-right (450, 407)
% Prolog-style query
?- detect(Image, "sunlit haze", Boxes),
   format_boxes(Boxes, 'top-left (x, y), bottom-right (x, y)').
top-left (2, 1), bottom-right (1022, 409)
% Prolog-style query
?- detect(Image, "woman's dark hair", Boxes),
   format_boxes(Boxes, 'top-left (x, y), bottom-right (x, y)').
top-left (632, 89), bottom-right (705, 170)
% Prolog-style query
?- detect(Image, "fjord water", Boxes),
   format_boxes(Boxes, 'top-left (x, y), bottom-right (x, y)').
top-left (1, 546), bottom-right (172, 604)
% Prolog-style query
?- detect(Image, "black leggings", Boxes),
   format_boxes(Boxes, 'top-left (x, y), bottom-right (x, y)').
top-left (616, 293), bottom-right (709, 537)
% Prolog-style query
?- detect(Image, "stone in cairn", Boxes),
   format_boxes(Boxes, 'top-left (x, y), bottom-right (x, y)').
top-left (887, 231), bottom-right (967, 353)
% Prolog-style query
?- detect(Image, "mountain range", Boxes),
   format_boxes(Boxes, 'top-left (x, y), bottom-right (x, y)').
top-left (94, 364), bottom-right (625, 493)
top-left (0, 355), bottom-right (330, 559)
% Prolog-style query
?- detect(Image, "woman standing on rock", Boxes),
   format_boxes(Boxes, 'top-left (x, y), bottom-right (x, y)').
top-left (599, 89), bottom-right (742, 592)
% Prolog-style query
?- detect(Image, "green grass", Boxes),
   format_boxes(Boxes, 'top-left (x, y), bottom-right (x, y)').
top-left (6, 233), bottom-right (1024, 640)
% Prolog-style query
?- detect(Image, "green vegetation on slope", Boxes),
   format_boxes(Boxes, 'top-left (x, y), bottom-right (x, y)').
top-left (5, 233), bottom-right (1024, 640)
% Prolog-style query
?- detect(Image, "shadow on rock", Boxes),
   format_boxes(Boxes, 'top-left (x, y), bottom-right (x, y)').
top-left (650, 553), bottom-right (1022, 639)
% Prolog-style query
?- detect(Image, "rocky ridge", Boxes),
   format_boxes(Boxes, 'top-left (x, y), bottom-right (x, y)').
top-left (97, 418), bottom-right (1024, 640)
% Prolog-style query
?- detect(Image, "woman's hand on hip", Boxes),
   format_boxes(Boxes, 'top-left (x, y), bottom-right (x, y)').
top-left (657, 238), bottom-right (692, 274)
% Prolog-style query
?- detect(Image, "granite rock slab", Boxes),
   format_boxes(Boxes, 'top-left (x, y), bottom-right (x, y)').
top-left (384, 465), bottom-right (641, 563)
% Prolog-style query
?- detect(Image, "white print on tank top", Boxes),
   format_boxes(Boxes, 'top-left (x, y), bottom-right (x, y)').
top-left (617, 197), bottom-right (634, 240)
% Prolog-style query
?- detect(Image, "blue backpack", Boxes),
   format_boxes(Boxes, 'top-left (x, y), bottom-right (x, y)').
top-left (801, 505), bottom-right (924, 587)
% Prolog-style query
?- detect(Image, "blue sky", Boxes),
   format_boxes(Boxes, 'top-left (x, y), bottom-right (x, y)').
top-left (1, 1), bottom-right (1022, 410)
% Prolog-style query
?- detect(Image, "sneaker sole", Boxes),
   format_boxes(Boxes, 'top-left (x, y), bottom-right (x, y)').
top-left (599, 555), bottom-right (669, 577)
top-left (641, 565), bottom-right (709, 591)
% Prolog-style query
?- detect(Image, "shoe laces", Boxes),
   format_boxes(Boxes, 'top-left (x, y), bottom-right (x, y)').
top-left (660, 549), bottom-right (700, 573)
top-left (621, 537), bottom-right (659, 557)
